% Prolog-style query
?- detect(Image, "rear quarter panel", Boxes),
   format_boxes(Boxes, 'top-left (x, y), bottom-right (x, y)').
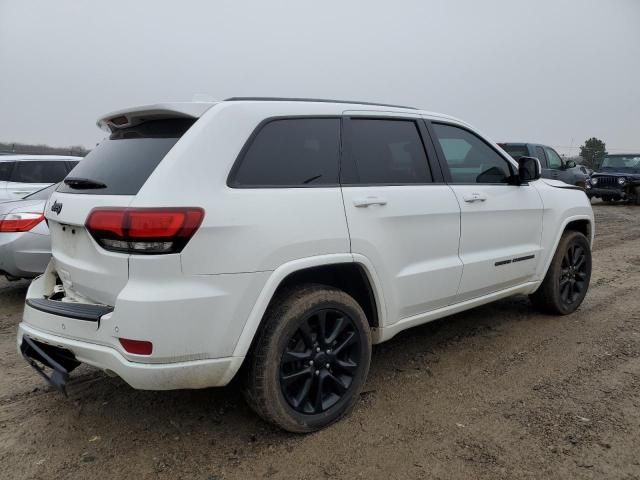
top-left (133, 102), bottom-right (351, 275)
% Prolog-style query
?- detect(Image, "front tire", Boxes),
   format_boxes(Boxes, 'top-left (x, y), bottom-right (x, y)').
top-left (243, 284), bottom-right (372, 433)
top-left (530, 230), bottom-right (592, 315)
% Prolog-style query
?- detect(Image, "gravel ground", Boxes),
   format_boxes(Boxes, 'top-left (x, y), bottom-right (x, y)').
top-left (0, 203), bottom-right (639, 480)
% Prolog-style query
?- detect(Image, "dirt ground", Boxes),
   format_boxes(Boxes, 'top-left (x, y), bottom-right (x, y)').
top-left (1, 203), bottom-right (639, 480)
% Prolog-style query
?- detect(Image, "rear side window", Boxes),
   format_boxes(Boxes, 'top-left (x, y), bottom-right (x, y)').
top-left (230, 118), bottom-right (340, 187)
top-left (535, 146), bottom-right (548, 168)
top-left (11, 161), bottom-right (69, 183)
top-left (57, 119), bottom-right (194, 195)
top-left (341, 119), bottom-right (431, 184)
top-left (0, 161), bottom-right (14, 181)
top-left (500, 144), bottom-right (529, 160)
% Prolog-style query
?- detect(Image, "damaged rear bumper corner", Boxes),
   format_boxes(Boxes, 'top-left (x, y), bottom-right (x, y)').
top-left (17, 323), bottom-right (244, 390)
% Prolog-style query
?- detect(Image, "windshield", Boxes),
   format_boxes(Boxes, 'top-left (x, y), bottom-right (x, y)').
top-left (23, 182), bottom-right (59, 200)
top-left (601, 155), bottom-right (640, 171)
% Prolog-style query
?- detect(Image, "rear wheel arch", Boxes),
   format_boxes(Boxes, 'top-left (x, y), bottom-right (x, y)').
top-left (270, 263), bottom-right (381, 330)
top-left (232, 257), bottom-right (385, 359)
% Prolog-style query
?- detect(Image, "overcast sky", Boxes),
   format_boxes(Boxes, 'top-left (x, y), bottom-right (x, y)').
top-left (1, 0), bottom-right (638, 155)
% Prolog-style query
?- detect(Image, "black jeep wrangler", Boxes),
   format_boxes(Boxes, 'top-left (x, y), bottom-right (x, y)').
top-left (587, 154), bottom-right (640, 204)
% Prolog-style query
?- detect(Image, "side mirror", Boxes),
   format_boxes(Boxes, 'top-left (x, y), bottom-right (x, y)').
top-left (565, 160), bottom-right (577, 168)
top-left (518, 156), bottom-right (541, 183)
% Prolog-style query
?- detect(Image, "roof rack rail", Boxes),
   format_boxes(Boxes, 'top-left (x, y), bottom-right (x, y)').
top-left (224, 97), bottom-right (416, 110)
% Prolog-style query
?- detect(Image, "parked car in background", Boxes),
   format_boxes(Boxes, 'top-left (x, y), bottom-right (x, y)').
top-left (0, 184), bottom-right (57, 280)
top-left (499, 143), bottom-right (589, 188)
top-left (18, 98), bottom-right (593, 432)
top-left (586, 154), bottom-right (640, 204)
top-left (0, 155), bottom-right (81, 201)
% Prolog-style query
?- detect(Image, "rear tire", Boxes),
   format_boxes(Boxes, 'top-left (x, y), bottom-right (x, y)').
top-left (243, 284), bottom-right (372, 433)
top-left (530, 231), bottom-right (591, 315)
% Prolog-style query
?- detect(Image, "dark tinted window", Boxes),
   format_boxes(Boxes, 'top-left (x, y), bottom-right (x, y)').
top-left (535, 146), bottom-right (548, 168)
top-left (0, 161), bottom-right (14, 181)
top-left (232, 118), bottom-right (340, 187)
top-left (433, 123), bottom-right (513, 184)
top-left (342, 119), bottom-right (431, 184)
top-left (65, 161), bottom-right (80, 172)
top-left (11, 161), bottom-right (69, 183)
top-left (57, 119), bottom-right (193, 195)
top-left (500, 144), bottom-right (529, 160)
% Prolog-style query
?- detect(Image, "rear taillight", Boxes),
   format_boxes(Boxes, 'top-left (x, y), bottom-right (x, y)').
top-left (85, 207), bottom-right (204, 254)
top-left (0, 213), bottom-right (45, 232)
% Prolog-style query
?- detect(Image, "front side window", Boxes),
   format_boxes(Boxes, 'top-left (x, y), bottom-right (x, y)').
top-left (12, 161), bottom-right (69, 184)
top-left (231, 118), bottom-right (340, 187)
top-left (544, 147), bottom-right (563, 169)
top-left (0, 161), bottom-right (14, 181)
top-left (433, 123), bottom-right (513, 184)
top-left (341, 119), bottom-right (431, 184)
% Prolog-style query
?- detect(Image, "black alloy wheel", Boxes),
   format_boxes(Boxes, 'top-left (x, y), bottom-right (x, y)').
top-left (559, 243), bottom-right (588, 306)
top-left (279, 308), bottom-right (360, 414)
top-left (243, 284), bottom-right (372, 433)
top-left (530, 230), bottom-right (591, 315)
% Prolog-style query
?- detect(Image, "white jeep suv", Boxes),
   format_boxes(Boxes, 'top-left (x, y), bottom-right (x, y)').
top-left (18, 98), bottom-right (594, 432)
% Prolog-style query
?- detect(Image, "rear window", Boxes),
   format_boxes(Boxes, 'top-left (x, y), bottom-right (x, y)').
top-left (11, 161), bottom-right (69, 183)
top-left (500, 144), bottom-right (529, 160)
top-left (230, 118), bottom-right (341, 187)
top-left (0, 161), bottom-right (14, 181)
top-left (24, 183), bottom-right (58, 200)
top-left (57, 119), bottom-right (194, 195)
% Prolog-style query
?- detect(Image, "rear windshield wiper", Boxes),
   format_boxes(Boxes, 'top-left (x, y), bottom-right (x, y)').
top-left (64, 177), bottom-right (107, 189)
top-left (302, 174), bottom-right (323, 184)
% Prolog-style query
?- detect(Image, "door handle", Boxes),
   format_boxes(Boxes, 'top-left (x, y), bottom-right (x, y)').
top-left (353, 196), bottom-right (387, 208)
top-left (462, 192), bottom-right (488, 203)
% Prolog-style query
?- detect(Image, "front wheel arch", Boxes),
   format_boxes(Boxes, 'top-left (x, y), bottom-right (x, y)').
top-left (530, 229), bottom-right (592, 315)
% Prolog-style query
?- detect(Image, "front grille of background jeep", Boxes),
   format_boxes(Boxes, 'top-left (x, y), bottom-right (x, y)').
top-left (596, 176), bottom-right (617, 187)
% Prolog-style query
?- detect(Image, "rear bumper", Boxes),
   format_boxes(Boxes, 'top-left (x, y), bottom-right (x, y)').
top-left (18, 323), bottom-right (243, 390)
top-left (18, 260), bottom-right (271, 390)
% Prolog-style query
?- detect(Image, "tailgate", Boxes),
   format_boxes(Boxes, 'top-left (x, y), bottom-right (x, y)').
top-left (45, 192), bottom-right (132, 305)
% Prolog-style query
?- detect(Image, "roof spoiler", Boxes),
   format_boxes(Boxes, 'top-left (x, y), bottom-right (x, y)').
top-left (97, 102), bottom-right (217, 131)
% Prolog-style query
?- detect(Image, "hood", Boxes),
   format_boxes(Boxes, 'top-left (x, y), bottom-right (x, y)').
top-left (540, 179), bottom-right (567, 188)
top-left (593, 171), bottom-right (640, 179)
